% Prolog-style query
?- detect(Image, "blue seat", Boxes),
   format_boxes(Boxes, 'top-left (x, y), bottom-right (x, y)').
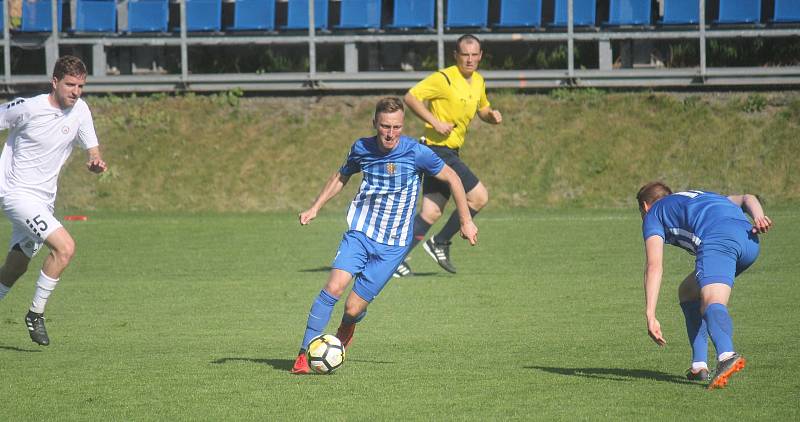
top-left (495, 0), bottom-right (542, 28)
top-left (226, 0), bottom-right (275, 30)
top-left (336, 0), bottom-right (381, 30)
top-left (75, 0), bottom-right (117, 32)
top-left (659, 0), bottom-right (698, 25)
top-left (386, 0), bottom-right (435, 29)
top-left (551, 0), bottom-right (596, 26)
top-left (21, 0), bottom-right (64, 32)
top-left (127, 0), bottom-right (168, 32)
top-left (773, 0), bottom-right (800, 23)
top-left (446, 0), bottom-right (489, 28)
top-left (181, 0), bottom-right (222, 31)
top-left (282, 0), bottom-right (329, 30)
top-left (716, 0), bottom-right (761, 24)
top-left (604, 0), bottom-right (651, 26)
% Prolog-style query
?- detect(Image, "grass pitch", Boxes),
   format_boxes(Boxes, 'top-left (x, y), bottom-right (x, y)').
top-left (1, 210), bottom-right (798, 420)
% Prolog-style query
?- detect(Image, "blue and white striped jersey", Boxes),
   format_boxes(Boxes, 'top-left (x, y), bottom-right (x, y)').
top-left (340, 135), bottom-right (444, 247)
top-left (642, 190), bottom-right (751, 255)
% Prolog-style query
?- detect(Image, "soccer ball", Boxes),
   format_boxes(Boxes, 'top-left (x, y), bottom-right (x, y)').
top-left (306, 334), bottom-right (346, 374)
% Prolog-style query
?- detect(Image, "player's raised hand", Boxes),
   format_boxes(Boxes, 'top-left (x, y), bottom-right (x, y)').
top-left (299, 209), bottom-right (318, 225)
top-left (647, 318), bottom-right (666, 346)
top-left (460, 221), bottom-right (478, 246)
top-left (752, 215), bottom-right (772, 234)
top-left (86, 158), bottom-right (107, 173)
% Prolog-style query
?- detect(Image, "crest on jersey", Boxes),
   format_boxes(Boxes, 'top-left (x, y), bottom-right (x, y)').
top-left (61, 126), bottom-right (69, 134)
top-left (386, 163), bottom-right (396, 175)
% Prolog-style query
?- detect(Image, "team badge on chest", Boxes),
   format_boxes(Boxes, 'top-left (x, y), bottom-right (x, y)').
top-left (386, 163), bottom-right (396, 175)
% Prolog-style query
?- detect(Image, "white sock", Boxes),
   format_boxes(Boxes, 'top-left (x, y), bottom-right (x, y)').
top-left (691, 362), bottom-right (708, 371)
top-left (718, 351), bottom-right (736, 362)
top-left (30, 271), bottom-right (59, 314)
top-left (0, 282), bottom-right (10, 300)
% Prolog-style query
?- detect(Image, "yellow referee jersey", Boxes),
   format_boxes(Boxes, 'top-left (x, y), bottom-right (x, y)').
top-left (408, 65), bottom-right (490, 150)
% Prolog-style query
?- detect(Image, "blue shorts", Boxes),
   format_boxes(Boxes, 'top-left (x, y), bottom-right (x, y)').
top-left (695, 219), bottom-right (760, 288)
top-left (331, 230), bottom-right (408, 302)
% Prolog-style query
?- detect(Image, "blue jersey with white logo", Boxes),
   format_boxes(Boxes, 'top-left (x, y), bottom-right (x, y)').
top-left (642, 190), bottom-right (752, 255)
top-left (340, 135), bottom-right (444, 247)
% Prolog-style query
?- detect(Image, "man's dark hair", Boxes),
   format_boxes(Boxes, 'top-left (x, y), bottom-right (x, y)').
top-left (374, 97), bottom-right (404, 118)
top-left (455, 34), bottom-right (482, 53)
top-left (52, 55), bottom-right (87, 80)
top-left (637, 181), bottom-right (673, 210)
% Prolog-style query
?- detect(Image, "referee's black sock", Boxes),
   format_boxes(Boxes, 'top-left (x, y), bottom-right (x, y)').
top-left (410, 214), bottom-right (432, 251)
top-left (434, 208), bottom-right (479, 244)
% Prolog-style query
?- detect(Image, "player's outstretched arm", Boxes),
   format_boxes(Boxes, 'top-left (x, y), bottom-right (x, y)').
top-left (728, 194), bottom-right (773, 234)
top-left (85, 146), bottom-right (107, 174)
top-left (299, 172), bottom-right (350, 225)
top-left (434, 165), bottom-right (477, 245)
top-left (643, 235), bottom-right (666, 346)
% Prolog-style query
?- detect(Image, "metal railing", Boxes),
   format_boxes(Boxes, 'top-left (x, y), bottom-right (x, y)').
top-left (2, 0), bottom-right (799, 93)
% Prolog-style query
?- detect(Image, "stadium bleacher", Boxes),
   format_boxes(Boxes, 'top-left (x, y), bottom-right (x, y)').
top-left (2, 0), bottom-right (799, 91)
top-left (20, 0), bottom-right (63, 32)
top-left (715, 0), bottom-right (762, 24)
top-left (660, 0), bottom-right (699, 25)
top-left (8, 1), bottom-right (800, 35)
top-left (386, 0), bottom-right (435, 30)
top-left (127, 0), bottom-right (169, 32)
top-left (551, 0), bottom-right (597, 26)
top-left (282, 0), bottom-right (329, 30)
top-left (772, 0), bottom-right (800, 23)
top-left (224, 0), bottom-right (275, 31)
top-left (445, 0), bottom-right (489, 29)
top-left (335, 0), bottom-right (381, 30)
top-left (495, 0), bottom-right (543, 29)
top-left (604, 0), bottom-right (652, 26)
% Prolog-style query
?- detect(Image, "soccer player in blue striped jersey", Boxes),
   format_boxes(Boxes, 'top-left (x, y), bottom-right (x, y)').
top-left (637, 182), bottom-right (772, 389)
top-left (291, 97), bottom-right (478, 374)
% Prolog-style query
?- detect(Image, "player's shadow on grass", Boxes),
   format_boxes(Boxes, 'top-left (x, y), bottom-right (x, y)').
top-left (298, 266), bottom-right (331, 273)
top-left (211, 357), bottom-right (294, 371)
top-left (298, 266), bottom-right (439, 277)
top-left (0, 344), bottom-right (42, 353)
top-left (528, 366), bottom-right (694, 385)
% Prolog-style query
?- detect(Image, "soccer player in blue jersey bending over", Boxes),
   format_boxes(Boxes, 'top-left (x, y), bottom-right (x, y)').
top-left (637, 182), bottom-right (772, 389)
top-left (291, 97), bottom-right (478, 374)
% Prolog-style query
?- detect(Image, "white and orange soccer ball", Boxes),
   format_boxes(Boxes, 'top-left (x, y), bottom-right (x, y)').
top-left (306, 334), bottom-right (346, 374)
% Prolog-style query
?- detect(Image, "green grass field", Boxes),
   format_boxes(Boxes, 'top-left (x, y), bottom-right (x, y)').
top-left (1, 210), bottom-right (798, 420)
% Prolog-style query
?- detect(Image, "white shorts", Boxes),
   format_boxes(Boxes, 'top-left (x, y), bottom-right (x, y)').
top-left (2, 195), bottom-right (62, 258)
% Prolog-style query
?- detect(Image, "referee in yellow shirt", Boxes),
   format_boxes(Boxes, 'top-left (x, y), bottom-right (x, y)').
top-left (394, 34), bottom-right (502, 277)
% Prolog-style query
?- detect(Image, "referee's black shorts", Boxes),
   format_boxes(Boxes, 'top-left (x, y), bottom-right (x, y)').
top-left (423, 145), bottom-right (480, 199)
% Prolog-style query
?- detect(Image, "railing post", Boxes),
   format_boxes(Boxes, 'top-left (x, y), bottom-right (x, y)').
top-left (180, 0), bottom-right (189, 85)
top-left (309, 0), bottom-right (317, 80)
top-left (568, 0), bottom-right (574, 79)
top-left (3, 0), bottom-right (10, 84)
top-left (45, 0), bottom-right (61, 75)
top-left (437, 0), bottom-right (444, 69)
top-left (699, 0), bottom-right (706, 80)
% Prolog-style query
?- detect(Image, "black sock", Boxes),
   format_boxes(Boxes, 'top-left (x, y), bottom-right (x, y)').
top-left (434, 208), bottom-right (479, 244)
top-left (409, 214), bottom-right (432, 251)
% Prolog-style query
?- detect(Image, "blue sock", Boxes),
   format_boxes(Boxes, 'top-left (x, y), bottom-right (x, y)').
top-left (704, 303), bottom-right (735, 357)
top-left (300, 289), bottom-right (339, 351)
top-left (680, 300), bottom-right (708, 364)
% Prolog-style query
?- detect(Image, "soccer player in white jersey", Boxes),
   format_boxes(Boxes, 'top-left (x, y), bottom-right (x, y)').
top-left (290, 97), bottom-right (478, 374)
top-left (0, 56), bottom-right (107, 346)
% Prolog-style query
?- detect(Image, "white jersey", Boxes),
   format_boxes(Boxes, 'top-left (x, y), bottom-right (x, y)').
top-left (0, 94), bottom-right (98, 206)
